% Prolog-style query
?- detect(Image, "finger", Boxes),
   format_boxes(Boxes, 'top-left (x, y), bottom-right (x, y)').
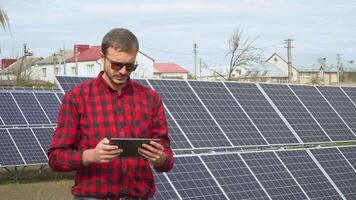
top-left (138, 147), bottom-right (160, 160)
top-left (101, 137), bottom-right (110, 144)
top-left (101, 144), bottom-right (119, 151)
top-left (100, 149), bottom-right (122, 155)
top-left (99, 154), bottom-right (120, 160)
top-left (149, 141), bottom-right (163, 149)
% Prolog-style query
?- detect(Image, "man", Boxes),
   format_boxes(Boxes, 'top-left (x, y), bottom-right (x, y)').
top-left (48, 28), bottom-right (174, 200)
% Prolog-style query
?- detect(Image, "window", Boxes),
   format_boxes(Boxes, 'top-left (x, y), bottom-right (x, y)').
top-left (71, 66), bottom-right (76, 75)
top-left (54, 67), bottom-right (59, 75)
top-left (41, 68), bottom-right (47, 77)
top-left (86, 64), bottom-right (95, 74)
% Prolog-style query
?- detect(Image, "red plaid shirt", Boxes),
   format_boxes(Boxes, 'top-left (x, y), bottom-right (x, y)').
top-left (48, 71), bottom-right (174, 198)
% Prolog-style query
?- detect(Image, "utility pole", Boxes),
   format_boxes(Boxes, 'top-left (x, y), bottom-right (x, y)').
top-left (337, 54), bottom-right (341, 83)
top-left (75, 45), bottom-right (78, 75)
top-left (284, 39), bottom-right (294, 83)
top-left (193, 43), bottom-right (198, 79)
top-left (63, 44), bottom-right (66, 75)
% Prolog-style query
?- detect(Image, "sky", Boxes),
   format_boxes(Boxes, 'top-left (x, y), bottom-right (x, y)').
top-left (0, 0), bottom-right (356, 73)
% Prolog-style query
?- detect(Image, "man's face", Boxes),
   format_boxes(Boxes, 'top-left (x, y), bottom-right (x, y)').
top-left (101, 47), bottom-right (138, 89)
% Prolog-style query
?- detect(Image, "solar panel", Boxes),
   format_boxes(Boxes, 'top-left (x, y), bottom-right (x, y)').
top-left (240, 151), bottom-right (308, 200)
top-left (8, 128), bottom-right (48, 164)
top-left (56, 76), bottom-right (93, 93)
top-left (0, 92), bottom-right (27, 125)
top-left (310, 148), bottom-right (356, 199)
top-left (341, 86), bottom-right (356, 104)
top-left (12, 92), bottom-right (51, 125)
top-left (260, 83), bottom-right (331, 143)
top-left (338, 146), bottom-right (356, 170)
top-left (152, 172), bottom-right (180, 200)
top-left (189, 81), bottom-right (267, 146)
top-left (317, 86), bottom-right (356, 134)
top-left (201, 153), bottom-right (269, 200)
top-left (56, 92), bottom-right (64, 102)
top-left (34, 93), bottom-right (61, 124)
top-left (148, 79), bottom-right (231, 148)
top-left (0, 129), bottom-right (24, 166)
top-left (276, 150), bottom-right (343, 200)
top-left (32, 128), bottom-right (55, 152)
top-left (165, 156), bottom-right (228, 200)
top-left (225, 82), bottom-right (300, 145)
top-left (290, 85), bottom-right (356, 141)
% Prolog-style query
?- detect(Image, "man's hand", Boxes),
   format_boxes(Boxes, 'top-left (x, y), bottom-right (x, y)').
top-left (138, 141), bottom-right (166, 168)
top-left (82, 138), bottom-right (122, 166)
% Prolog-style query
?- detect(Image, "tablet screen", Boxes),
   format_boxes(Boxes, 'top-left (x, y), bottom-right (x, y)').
top-left (109, 138), bottom-right (160, 157)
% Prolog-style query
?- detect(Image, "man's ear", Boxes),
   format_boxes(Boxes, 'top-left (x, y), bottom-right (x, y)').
top-left (99, 51), bottom-right (105, 62)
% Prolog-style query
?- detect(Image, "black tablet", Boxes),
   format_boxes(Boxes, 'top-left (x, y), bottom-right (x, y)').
top-left (109, 138), bottom-right (160, 157)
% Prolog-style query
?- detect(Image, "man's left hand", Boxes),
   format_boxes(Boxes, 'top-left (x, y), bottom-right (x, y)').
top-left (138, 141), bottom-right (166, 168)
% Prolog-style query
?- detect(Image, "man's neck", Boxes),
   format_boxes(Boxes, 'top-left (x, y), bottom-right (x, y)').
top-left (102, 73), bottom-right (127, 93)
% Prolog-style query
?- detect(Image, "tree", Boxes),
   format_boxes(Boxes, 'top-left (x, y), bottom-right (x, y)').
top-left (0, 6), bottom-right (10, 31)
top-left (211, 28), bottom-right (264, 81)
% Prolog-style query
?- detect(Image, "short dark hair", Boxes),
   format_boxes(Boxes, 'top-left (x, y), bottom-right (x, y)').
top-left (101, 28), bottom-right (139, 55)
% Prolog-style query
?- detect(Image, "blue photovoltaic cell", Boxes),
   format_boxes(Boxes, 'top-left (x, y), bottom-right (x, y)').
top-left (277, 150), bottom-right (342, 200)
top-left (56, 76), bottom-right (93, 93)
top-left (0, 129), bottom-right (24, 166)
top-left (342, 86), bottom-right (356, 104)
top-left (9, 129), bottom-right (48, 164)
top-left (317, 86), bottom-right (356, 134)
top-left (152, 172), bottom-right (180, 200)
top-left (164, 111), bottom-right (192, 150)
top-left (56, 93), bottom-right (64, 102)
top-left (241, 151), bottom-right (308, 200)
top-left (0, 92), bottom-right (27, 125)
top-left (189, 81), bottom-right (267, 146)
top-left (12, 92), bottom-right (50, 125)
top-left (338, 146), bottom-right (356, 170)
top-left (149, 79), bottom-right (231, 148)
top-left (290, 85), bottom-right (356, 141)
top-left (35, 93), bottom-right (61, 124)
top-left (165, 156), bottom-right (227, 200)
top-left (225, 82), bottom-right (299, 145)
top-left (310, 148), bottom-right (356, 199)
top-left (260, 84), bottom-right (330, 143)
top-left (134, 79), bottom-right (192, 149)
top-left (201, 153), bottom-right (269, 200)
top-left (32, 128), bottom-right (55, 152)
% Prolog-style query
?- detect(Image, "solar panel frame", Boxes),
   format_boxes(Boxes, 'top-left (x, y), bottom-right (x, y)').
top-left (317, 86), bottom-right (356, 134)
top-left (309, 147), bottom-right (356, 199)
top-left (259, 83), bottom-right (331, 143)
top-left (225, 82), bottom-right (300, 145)
top-left (0, 92), bottom-right (28, 125)
top-left (201, 152), bottom-right (270, 200)
top-left (148, 79), bottom-right (232, 149)
top-left (276, 149), bottom-right (344, 200)
top-left (240, 150), bottom-right (309, 200)
top-left (189, 80), bottom-right (268, 146)
top-left (290, 85), bottom-right (356, 142)
top-left (31, 127), bottom-right (55, 152)
top-left (34, 93), bottom-right (61, 124)
top-left (0, 129), bottom-right (25, 167)
top-left (164, 155), bottom-right (229, 200)
top-left (8, 128), bottom-right (48, 165)
top-left (12, 92), bottom-right (51, 125)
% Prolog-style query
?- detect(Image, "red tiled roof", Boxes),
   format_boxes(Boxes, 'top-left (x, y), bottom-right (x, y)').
top-left (154, 63), bottom-right (189, 73)
top-left (66, 46), bottom-right (101, 62)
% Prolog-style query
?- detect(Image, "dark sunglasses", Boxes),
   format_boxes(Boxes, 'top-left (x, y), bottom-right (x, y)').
top-left (105, 57), bottom-right (138, 72)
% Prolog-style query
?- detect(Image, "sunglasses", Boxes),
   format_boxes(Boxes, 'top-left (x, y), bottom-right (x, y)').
top-left (105, 57), bottom-right (138, 72)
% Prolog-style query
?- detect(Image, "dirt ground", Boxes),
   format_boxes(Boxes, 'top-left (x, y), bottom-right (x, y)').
top-left (0, 166), bottom-right (75, 200)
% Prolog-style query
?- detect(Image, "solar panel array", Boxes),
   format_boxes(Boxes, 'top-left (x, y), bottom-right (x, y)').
top-left (1, 76), bottom-right (356, 199)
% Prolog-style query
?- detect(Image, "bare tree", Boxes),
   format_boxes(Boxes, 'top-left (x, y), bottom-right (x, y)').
top-left (0, 6), bottom-right (10, 32)
top-left (211, 28), bottom-right (264, 80)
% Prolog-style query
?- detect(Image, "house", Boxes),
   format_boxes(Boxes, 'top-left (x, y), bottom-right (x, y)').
top-left (0, 56), bottom-right (43, 81)
top-left (153, 63), bottom-right (189, 79)
top-left (0, 58), bottom-right (17, 70)
top-left (27, 44), bottom-right (155, 83)
top-left (234, 62), bottom-right (288, 83)
top-left (266, 53), bottom-right (356, 85)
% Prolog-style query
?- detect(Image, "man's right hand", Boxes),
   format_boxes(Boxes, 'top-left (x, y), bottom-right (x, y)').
top-left (82, 138), bottom-right (122, 166)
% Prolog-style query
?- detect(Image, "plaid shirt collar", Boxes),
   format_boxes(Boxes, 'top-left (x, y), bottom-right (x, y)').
top-left (97, 71), bottom-right (133, 96)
